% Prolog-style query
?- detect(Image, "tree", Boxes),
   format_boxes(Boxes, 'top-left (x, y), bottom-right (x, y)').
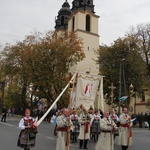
top-left (1, 31), bottom-right (84, 109)
top-left (128, 23), bottom-right (150, 77)
top-left (96, 36), bottom-right (147, 106)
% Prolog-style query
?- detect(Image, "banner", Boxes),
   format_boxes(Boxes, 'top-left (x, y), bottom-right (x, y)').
top-left (98, 76), bottom-right (104, 112)
top-left (75, 74), bottom-right (100, 110)
top-left (71, 91), bottom-right (76, 108)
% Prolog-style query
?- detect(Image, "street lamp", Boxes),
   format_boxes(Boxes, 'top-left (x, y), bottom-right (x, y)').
top-left (118, 58), bottom-right (125, 115)
top-left (0, 81), bottom-right (5, 114)
top-left (129, 83), bottom-right (134, 113)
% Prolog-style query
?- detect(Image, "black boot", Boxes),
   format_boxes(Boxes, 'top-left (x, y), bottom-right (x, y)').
top-left (79, 140), bottom-right (83, 149)
top-left (122, 145), bottom-right (128, 150)
top-left (83, 140), bottom-right (88, 149)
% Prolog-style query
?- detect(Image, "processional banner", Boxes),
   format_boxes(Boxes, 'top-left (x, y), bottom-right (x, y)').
top-left (75, 73), bottom-right (100, 110)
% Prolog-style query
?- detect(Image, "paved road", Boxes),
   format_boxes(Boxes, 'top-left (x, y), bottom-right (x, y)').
top-left (0, 116), bottom-right (150, 150)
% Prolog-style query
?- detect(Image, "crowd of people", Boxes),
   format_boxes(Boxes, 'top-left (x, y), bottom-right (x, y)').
top-left (53, 107), bottom-right (133, 150)
top-left (1, 105), bottom-right (149, 150)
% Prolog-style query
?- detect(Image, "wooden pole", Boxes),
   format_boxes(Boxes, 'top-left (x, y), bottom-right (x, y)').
top-left (66, 80), bottom-right (74, 150)
top-left (37, 72), bottom-right (77, 126)
top-left (128, 83), bottom-right (134, 150)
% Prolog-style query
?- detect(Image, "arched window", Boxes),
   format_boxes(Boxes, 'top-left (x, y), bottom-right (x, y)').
top-left (87, 0), bottom-right (90, 4)
top-left (61, 16), bottom-right (64, 25)
top-left (86, 15), bottom-right (91, 31)
top-left (80, 0), bottom-right (83, 4)
top-left (72, 16), bottom-right (75, 31)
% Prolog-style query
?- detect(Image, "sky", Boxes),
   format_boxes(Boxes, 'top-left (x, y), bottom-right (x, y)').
top-left (0, 0), bottom-right (150, 49)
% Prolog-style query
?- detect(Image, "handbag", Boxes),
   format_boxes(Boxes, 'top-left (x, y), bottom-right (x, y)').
top-left (29, 130), bottom-right (36, 140)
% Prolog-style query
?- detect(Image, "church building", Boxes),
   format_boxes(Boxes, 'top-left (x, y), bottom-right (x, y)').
top-left (55, 0), bottom-right (100, 75)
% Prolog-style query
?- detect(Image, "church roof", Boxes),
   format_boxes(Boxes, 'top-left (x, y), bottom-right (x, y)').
top-left (58, 0), bottom-right (71, 14)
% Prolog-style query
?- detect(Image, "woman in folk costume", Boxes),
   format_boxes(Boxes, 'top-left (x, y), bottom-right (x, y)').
top-left (90, 109), bottom-right (101, 142)
top-left (70, 110), bottom-right (79, 143)
top-left (118, 108), bottom-right (132, 150)
top-left (95, 111), bottom-right (118, 150)
top-left (78, 107), bottom-right (91, 149)
top-left (17, 109), bottom-right (38, 150)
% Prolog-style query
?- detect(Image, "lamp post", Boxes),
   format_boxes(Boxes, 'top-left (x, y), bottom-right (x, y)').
top-left (129, 83), bottom-right (134, 113)
top-left (0, 81), bottom-right (5, 114)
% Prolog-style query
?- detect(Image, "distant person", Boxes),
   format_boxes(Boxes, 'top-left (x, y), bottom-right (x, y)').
top-left (17, 109), bottom-right (38, 150)
top-left (12, 107), bottom-right (15, 116)
top-left (1, 107), bottom-right (7, 122)
top-left (7, 108), bottom-right (11, 116)
top-left (138, 114), bottom-right (143, 128)
top-left (148, 112), bottom-right (150, 130)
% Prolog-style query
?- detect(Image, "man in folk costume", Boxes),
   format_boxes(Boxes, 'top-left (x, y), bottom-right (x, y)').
top-left (95, 111), bottom-right (118, 150)
top-left (118, 108), bottom-right (132, 150)
top-left (78, 108), bottom-right (91, 149)
top-left (109, 109), bottom-right (120, 139)
top-left (56, 108), bottom-right (73, 150)
top-left (90, 110), bottom-right (101, 142)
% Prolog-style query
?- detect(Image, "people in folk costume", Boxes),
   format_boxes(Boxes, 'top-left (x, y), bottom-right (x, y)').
top-left (78, 108), bottom-right (91, 149)
top-left (17, 109), bottom-right (38, 150)
top-left (70, 110), bottom-right (79, 143)
top-left (118, 108), bottom-right (132, 150)
top-left (90, 110), bottom-right (101, 142)
top-left (109, 109), bottom-right (120, 139)
top-left (56, 108), bottom-right (73, 150)
top-left (95, 111), bottom-right (118, 150)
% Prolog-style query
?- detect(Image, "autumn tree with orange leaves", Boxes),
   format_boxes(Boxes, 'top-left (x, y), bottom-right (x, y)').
top-left (1, 31), bottom-right (84, 109)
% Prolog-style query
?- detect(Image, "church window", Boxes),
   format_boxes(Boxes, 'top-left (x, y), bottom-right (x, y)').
top-left (87, 0), bottom-right (90, 4)
top-left (72, 16), bottom-right (75, 31)
top-left (80, 0), bottom-right (83, 4)
top-left (86, 15), bottom-right (91, 32)
top-left (61, 16), bottom-right (64, 25)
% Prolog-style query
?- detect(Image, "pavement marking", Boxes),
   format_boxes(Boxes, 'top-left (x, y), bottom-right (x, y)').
top-left (46, 136), bottom-right (55, 140)
top-left (0, 122), bottom-right (15, 127)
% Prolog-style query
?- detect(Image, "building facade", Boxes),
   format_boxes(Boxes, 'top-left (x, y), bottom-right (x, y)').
top-left (55, 0), bottom-right (100, 75)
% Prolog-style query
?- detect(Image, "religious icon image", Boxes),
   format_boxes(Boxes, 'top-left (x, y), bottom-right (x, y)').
top-left (84, 83), bottom-right (93, 98)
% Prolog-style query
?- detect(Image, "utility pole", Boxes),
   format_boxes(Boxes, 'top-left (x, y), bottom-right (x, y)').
top-left (118, 61), bottom-right (122, 115)
top-left (122, 58), bottom-right (127, 107)
top-left (0, 81), bottom-right (5, 114)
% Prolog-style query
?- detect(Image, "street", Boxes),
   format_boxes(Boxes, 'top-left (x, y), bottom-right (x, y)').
top-left (0, 116), bottom-right (150, 150)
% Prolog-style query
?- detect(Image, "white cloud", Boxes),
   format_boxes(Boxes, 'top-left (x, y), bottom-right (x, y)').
top-left (0, 0), bottom-right (150, 46)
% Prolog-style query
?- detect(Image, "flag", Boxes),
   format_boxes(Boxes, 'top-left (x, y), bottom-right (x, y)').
top-left (119, 96), bottom-right (128, 101)
top-left (75, 73), bottom-right (100, 110)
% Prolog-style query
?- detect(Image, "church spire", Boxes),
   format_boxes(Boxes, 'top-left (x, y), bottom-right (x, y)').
top-left (55, 0), bottom-right (71, 31)
top-left (71, 0), bottom-right (95, 13)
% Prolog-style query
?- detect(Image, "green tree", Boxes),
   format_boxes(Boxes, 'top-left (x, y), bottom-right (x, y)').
top-left (96, 36), bottom-right (147, 106)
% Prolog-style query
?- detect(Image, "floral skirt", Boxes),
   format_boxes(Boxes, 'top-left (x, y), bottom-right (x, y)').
top-left (17, 129), bottom-right (35, 148)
